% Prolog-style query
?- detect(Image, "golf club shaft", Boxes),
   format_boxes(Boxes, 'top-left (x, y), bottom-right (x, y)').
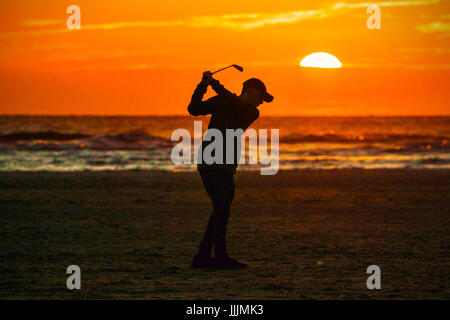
top-left (212, 65), bottom-right (233, 75)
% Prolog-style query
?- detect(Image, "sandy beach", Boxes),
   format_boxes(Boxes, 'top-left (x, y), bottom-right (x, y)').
top-left (1, 169), bottom-right (449, 299)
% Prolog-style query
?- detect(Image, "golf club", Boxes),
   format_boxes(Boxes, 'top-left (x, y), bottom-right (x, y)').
top-left (212, 64), bottom-right (244, 75)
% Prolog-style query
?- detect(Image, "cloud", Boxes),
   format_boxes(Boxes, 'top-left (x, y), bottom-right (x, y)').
top-left (188, 10), bottom-right (324, 29)
top-left (1, 10), bottom-right (325, 36)
top-left (416, 21), bottom-right (450, 32)
top-left (62, 1), bottom-right (442, 31)
top-left (345, 62), bottom-right (450, 69)
top-left (22, 19), bottom-right (62, 27)
top-left (2, 0), bottom-right (441, 37)
top-left (398, 47), bottom-right (450, 53)
top-left (32, 10), bottom-right (325, 33)
top-left (333, 0), bottom-right (439, 9)
top-left (85, 20), bottom-right (186, 30)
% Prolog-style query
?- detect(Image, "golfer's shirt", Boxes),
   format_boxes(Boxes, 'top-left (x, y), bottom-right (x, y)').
top-left (188, 80), bottom-right (260, 173)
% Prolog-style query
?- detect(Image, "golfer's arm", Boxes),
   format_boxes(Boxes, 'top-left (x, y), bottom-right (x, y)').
top-left (210, 79), bottom-right (234, 100)
top-left (187, 82), bottom-right (212, 116)
top-left (187, 79), bottom-right (233, 116)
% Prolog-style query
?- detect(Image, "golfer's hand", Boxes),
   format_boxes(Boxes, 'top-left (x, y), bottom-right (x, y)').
top-left (201, 71), bottom-right (213, 86)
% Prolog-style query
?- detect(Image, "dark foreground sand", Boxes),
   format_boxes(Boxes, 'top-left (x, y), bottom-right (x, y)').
top-left (0, 170), bottom-right (449, 299)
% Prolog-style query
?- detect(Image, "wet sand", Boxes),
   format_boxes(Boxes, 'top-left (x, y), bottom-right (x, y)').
top-left (0, 169), bottom-right (449, 299)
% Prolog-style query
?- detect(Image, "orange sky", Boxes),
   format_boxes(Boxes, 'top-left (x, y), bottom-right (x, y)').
top-left (0, 0), bottom-right (449, 115)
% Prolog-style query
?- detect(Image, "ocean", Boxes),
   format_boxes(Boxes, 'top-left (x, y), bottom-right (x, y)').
top-left (0, 116), bottom-right (449, 171)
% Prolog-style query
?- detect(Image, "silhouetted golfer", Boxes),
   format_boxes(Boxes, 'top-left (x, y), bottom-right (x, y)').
top-left (188, 71), bottom-right (274, 269)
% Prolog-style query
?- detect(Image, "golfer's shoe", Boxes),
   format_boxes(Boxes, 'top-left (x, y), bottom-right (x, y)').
top-left (191, 254), bottom-right (213, 269)
top-left (212, 256), bottom-right (247, 269)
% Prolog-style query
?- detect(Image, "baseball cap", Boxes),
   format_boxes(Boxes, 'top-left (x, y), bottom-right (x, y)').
top-left (243, 78), bottom-right (274, 103)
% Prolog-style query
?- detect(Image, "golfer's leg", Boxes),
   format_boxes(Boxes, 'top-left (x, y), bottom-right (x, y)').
top-left (227, 171), bottom-right (235, 204)
top-left (212, 193), bottom-right (231, 257)
top-left (198, 213), bottom-right (214, 255)
top-left (198, 169), bottom-right (216, 256)
top-left (199, 168), bottom-right (231, 257)
top-left (198, 168), bottom-right (226, 255)
top-left (222, 171), bottom-right (235, 245)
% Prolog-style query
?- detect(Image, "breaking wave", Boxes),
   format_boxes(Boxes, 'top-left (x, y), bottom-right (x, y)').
top-left (0, 131), bottom-right (175, 151)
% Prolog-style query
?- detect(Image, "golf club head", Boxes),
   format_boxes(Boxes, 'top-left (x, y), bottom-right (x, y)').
top-left (232, 64), bottom-right (244, 72)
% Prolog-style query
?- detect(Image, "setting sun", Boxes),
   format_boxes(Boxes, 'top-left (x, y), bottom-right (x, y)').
top-left (300, 52), bottom-right (342, 69)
